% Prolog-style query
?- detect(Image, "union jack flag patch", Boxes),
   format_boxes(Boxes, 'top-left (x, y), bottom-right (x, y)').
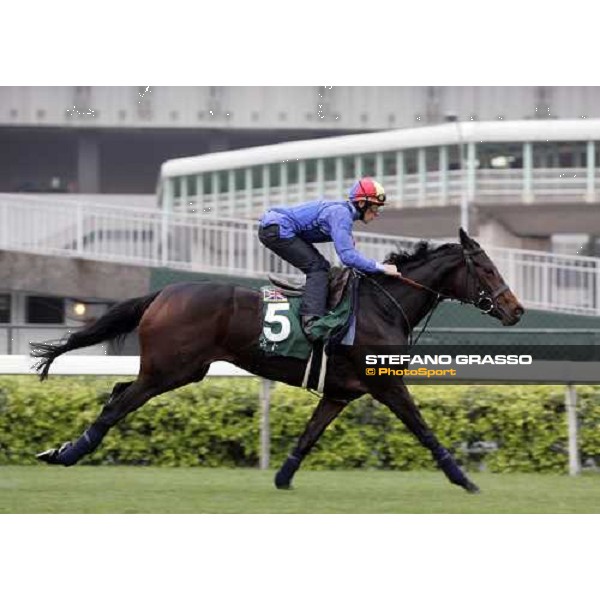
top-left (262, 287), bottom-right (288, 302)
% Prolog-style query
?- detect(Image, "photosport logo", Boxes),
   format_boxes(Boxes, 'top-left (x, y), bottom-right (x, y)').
top-left (364, 353), bottom-right (533, 380)
top-left (331, 344), bottom-right (600, 385)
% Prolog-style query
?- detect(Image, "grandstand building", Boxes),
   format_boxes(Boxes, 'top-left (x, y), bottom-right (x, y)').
top-left (159, 118), bottom-right (600, 252)
top-left (3, 86), bottom-right (600, 354)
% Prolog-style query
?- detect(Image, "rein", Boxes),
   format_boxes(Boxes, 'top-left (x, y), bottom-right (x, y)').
top-left (363, 247), bottom-right (507, 347)
top-left (365, 275), bottom-right (442, 347)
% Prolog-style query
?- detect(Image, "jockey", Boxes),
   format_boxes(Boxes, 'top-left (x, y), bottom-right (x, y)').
top-left (258, 176), bottom-right (402, 341)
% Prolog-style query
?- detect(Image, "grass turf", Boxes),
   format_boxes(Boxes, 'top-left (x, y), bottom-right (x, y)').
top-left (0, 466), bottom-right (599, 513)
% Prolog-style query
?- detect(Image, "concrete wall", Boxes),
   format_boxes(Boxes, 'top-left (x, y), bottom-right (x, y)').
top-left (4, 86), bottom-right (600, 131)
top-left (0, 251), bottom-right (150, 300)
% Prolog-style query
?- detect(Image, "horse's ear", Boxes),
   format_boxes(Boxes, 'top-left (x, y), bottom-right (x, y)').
top-left (459, 228), bottom-right (481, 249)
top-left (459, 228), bottom-right (471, 246)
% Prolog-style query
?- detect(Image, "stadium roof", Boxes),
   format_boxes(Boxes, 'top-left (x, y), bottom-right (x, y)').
top-left (161, 119), bottom-right (600, 178)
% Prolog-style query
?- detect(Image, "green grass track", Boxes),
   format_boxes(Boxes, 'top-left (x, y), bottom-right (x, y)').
top-left (1, 466), bottom-right (599, 513)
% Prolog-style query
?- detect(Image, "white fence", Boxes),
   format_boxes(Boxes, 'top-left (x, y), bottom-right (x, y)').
top-left (1, 193), bottom-right (600, 316)
top-left (0, 354), bottom-right (250, 377)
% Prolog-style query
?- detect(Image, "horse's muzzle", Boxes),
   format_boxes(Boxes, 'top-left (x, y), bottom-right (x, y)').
top-left (497, 298), bottom-right (524, 326)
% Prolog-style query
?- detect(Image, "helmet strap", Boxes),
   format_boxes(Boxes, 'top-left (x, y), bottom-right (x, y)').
top-left (354, 199), bottom-right (370, 221)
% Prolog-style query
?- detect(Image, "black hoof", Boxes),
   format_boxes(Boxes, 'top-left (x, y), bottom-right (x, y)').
top-left (36, 442), bottom-right (74, 466)
top-left (36, 448), bottom-right (61, 464)
top-left (274, 472), bottom-right (293, 490)
top-left (464, 480), bottom-right (481, 494)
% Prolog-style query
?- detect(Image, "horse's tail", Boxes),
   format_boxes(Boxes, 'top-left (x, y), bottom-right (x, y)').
top-left (30, 290), bottom-right (161, 381)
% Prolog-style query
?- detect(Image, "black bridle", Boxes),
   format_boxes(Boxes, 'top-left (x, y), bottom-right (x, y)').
top-left (364, 246), bottom-right (509, 346)
top-left (463, 248), bottom-right (509, 314)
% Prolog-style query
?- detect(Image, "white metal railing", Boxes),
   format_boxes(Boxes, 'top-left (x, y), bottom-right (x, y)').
top-left (2, 194), bottom-right (600, 316)
top-left (172, 167), bottom-right (600, 215)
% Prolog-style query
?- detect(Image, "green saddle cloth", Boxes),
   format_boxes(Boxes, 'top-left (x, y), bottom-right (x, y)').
top-left (259, 286), bottom-right (353, 360)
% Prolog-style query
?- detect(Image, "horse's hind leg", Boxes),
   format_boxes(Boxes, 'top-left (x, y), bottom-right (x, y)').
top-left (37, 365), bottom-right (210, 466)
top-left (275, 395), bottom-right (347, 490)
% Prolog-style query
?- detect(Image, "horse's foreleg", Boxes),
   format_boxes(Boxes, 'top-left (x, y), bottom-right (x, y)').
top-left (275, 395), bottom-right (347, 490)
top-left (373, 383), bottom-right (480, 494)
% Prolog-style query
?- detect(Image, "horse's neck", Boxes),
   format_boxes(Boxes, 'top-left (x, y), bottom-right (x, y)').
top-left (394, 248), bottom-right (465, 328)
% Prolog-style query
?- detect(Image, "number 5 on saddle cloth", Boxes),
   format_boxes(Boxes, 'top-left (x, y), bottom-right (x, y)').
top-left (259, 267), bottom-right (359, 361)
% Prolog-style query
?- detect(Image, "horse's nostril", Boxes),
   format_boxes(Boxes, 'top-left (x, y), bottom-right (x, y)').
top-left (514, 306), bottom-right (524, 317)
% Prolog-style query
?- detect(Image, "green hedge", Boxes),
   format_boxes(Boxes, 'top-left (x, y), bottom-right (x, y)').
top-left (1, 376), bottom-right (599, 472)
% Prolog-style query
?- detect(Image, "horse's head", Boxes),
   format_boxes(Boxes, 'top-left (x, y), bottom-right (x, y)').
top-left (456, 228), bottom-right (524, 326)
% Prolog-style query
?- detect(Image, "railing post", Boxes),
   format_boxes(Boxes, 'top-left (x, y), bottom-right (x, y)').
top-left (523, 142), bottom-right (533, 203)
top-left (246, 222), bottom-right (255, 274)
top-left (161, 207), bottom-right (169, 266)
top-left (228, 227), bottom-right (235, 272)
top-left (565, 384), bottom-right (581, 476)
top-left (508, 249), bottom-right (517, 291)
top-left (596, 260), bottom-right (600, 315)
top-left (76, 202), bottom-right (83, 254)
top-left (259, 379), bottom-right (272, 470)
top-left (0, 200), bottom-right (7, 248)
top-left (586, 141), bottom-right (595, 203)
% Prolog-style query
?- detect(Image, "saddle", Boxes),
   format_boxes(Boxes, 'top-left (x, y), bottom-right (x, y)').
top-left (268, 267), bottom-right (354, 311)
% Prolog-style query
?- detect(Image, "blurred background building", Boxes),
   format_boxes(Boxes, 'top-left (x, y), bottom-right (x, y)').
top-left (2, 86), bottom-right (600, 353)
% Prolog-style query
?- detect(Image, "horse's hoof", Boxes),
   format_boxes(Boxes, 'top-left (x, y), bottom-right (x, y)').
top-left (464, 480), bottom-right (481, 494)
top-left (36, 448), bottom-right (61, 464)
top-left (274, 473), bottom-right (293, 490)
top-left (36, 442), bottom-right (74, 466)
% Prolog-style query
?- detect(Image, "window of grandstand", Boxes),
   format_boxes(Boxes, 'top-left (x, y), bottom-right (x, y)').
top-left (219, 171), bottom-right (228, 193)
top-left (269, 164), bottom-right (281, 187)
top-left (252, 166), bottom-right (263, 189)
top-left (26, 296), bottom-right (65, 324)
top-left (187, 176), bottom-right (196, 196)
top-left (404, 149), bottom-right (418, 174)
top-left (288, 161), bottom-right (298, 184)
top-left (383, 152), bottom-right (397, 176)
top-left (490, 156), bottom-right (514, 168)
top-left (448, 145), bottom-right (461, 170)
top-left (324, 158), bottom-right (336, 181)
top-left (479, 143), bottom-right (523, 169)
top-left (305, 159), bottom-right (317, 183)
top-left (0, 294), bottom-right (10, 323)
top-left (173, 177), bottom-right (181, 198)
top-left (426, 147), bottom-right (438, 171)
top-left (556, 143), bottom-right (586, 168)
top-left (342, 156), bottom-right (354, 180)
top-left (362, 154), bottom-right (376, 177)
top-left (203, 174), bottom-right (213, 195)
top-left (235, 169), bottom-right (245, 191)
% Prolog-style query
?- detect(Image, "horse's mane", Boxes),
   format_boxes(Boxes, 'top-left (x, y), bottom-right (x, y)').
top-left (384, 241), bottom-right (457, 269)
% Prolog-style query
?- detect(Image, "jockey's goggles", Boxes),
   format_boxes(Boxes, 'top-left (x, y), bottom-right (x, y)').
top-left (353, 193), bottom-right (386, 205)
top-left (367, 193), bottom-right (386, 204)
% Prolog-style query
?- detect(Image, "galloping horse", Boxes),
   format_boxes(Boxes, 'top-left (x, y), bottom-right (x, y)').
top-left (33, 229), bottom-right (523, 493)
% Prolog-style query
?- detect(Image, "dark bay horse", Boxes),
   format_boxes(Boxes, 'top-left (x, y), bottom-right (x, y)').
top-left (32, 228), bottom-right (523, 493)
